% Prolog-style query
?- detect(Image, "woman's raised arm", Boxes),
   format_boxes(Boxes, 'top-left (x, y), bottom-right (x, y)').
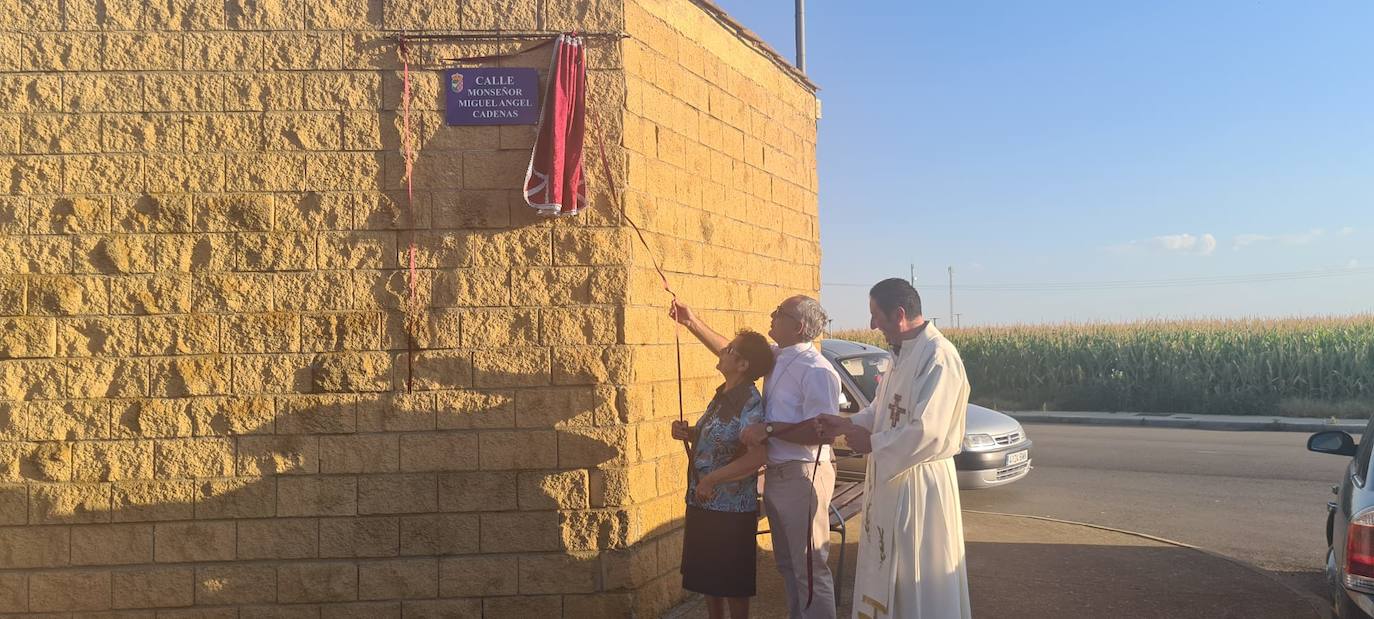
top-left (669, 299), bottom-right (730, 354)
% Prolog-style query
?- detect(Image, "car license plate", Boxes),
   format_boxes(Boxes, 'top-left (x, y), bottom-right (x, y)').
top-left (1006, 450), bottom-right (1029, 466)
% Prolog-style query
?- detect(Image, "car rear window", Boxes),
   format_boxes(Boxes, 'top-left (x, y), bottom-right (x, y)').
top-left (837, 353), bottom-right (891, 402)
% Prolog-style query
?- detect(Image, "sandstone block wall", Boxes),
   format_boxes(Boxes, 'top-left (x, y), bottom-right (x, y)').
top-left (0, 0), bottom-right (817, 616)
top-left (611, 0), bottom-right (821, 613)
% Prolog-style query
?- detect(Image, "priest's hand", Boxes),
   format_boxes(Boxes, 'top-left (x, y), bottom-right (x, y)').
top-left (843, 426), bottom-right (874, 454)
top-left (741, 423), bottom-right (767, 446)
top-left (668, 299), bottom-right (695, 326)
top-left (670, 420), bottom-right (691, 442)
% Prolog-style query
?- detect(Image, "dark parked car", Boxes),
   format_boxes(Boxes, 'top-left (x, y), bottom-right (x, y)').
top-left (821, 339), bottom-right (1032, 489)
top-left (1310, 422), bottom-right (1374, 619)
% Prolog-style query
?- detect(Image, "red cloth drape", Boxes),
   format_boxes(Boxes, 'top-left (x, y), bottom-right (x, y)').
top-left (524, 34), bottom-right (587, 216)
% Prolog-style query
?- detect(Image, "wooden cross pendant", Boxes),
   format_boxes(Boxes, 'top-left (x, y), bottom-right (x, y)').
top-left (887, 394), bottom-right (906, 428)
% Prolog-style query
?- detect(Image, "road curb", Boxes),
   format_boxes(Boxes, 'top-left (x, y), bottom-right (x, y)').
top-left (966, 510), bottom-right (1330, 617)
top-left (1007, 412), bottom-right (1365, 433)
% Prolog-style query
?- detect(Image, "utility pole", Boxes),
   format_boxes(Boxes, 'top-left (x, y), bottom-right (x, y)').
top-left (794, 0), bottom-right (806, 71)
top-left (948, 266), bottom-right (954, 328)
top-left (909, 264), bottom-right (916, 287)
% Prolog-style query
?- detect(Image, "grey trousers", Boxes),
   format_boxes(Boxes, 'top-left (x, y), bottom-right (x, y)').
top-left (763, 460), bottom-right (837, 619)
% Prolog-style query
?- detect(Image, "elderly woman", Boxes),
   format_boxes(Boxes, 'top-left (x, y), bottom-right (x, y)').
top-left (670, 329), bottom-right (776, 619)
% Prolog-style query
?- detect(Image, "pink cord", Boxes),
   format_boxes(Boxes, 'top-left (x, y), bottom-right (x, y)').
top-left (399, 38), bottom-right (418, 393)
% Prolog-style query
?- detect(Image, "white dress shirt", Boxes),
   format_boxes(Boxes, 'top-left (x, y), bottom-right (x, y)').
top-left (763, 342), bottom-right (841, 464)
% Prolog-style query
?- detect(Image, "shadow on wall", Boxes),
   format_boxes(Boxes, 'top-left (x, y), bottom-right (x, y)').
top-left (0, 356), bottom-right (660, 614)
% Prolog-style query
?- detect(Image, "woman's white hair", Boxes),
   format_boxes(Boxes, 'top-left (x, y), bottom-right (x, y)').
top-left (787, 295), bottom-right (830, 341)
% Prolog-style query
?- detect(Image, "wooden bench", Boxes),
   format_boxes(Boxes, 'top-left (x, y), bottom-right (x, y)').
top-left (757, 476), bottom-right (866, 608)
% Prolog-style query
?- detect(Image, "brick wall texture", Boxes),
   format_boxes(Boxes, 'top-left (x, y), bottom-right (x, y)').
top-left (0, 0), bottom-right (818, 616)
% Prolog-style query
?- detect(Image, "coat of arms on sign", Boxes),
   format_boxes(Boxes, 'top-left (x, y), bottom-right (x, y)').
top-left (449, 73), bottom-right (464, 93)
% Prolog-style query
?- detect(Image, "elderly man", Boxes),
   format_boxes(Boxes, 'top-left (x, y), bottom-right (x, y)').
top-left (671, 295), bottom-right (841, 619)
top-left (817, 278), bottom-right (972, 619)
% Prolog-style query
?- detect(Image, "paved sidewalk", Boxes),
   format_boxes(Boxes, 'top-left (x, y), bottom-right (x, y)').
top-left (664, 510), bottom-right (1323, 618)
top-left (1008, 410), bottom-right (1366, 433)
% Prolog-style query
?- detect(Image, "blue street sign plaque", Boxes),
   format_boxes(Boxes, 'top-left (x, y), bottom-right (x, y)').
top-left (442, 68), bottom-right (540, 126)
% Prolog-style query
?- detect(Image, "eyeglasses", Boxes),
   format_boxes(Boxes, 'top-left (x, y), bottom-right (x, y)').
top-left (771, 307), bottom-right (801, 322)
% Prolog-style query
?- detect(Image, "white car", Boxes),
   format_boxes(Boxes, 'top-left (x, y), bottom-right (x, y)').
top-left (822, 338), bottom-right (1033, 489)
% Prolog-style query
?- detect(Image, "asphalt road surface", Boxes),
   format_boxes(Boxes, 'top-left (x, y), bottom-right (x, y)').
top-left (959, 423), bottom-right (1351, 601)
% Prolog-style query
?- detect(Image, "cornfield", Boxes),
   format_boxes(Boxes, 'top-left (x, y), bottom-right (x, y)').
top-left (832, 316), bottom-right (1374, 416)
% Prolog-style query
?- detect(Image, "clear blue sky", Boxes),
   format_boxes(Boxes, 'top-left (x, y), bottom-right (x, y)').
top-left (713, 0), bottom-right (1374, 328)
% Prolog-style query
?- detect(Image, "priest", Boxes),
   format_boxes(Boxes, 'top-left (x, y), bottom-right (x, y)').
top-left (817, 278), bottom-right (972, 619)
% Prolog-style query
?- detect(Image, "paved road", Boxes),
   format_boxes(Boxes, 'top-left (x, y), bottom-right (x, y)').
top-left (959, 423), bottom-right (1351, 601)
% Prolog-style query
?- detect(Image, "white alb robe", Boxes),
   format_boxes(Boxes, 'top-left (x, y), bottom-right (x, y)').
top-left (847, 324), bottom-right (972, 619)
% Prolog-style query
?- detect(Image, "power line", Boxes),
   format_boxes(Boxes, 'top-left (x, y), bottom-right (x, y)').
top-left (821, 266), bottom-right (1374, 292)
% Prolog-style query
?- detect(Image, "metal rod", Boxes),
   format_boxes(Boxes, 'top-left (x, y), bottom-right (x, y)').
top-left (794, 0), bottom-right (806, 71)
top-left (948, 266), bottom-right (954, 328)
top-left (396, 31), bottom-right (628, 43)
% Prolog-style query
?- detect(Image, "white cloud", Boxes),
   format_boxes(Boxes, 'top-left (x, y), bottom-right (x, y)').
top-left (1154, 234), bottom-right (1194, 251)
top-left (1197, 234), bottom-right (1217, 255)
top-left (1288, 228), bottom-right (1325, 244)
top-left (1348, 259), bottom-right (1361, 269)
top-left (1151, 233), bottom-right (1216, 256)
top-left (1231, 228), bottom-right (1326, 250)
top-left (1109, 232), bottom-right (1216, 256)
top-left (1232, 234), bottom-right (1271, 249)
top-left (1341, 227), bottom-right (1357, 236)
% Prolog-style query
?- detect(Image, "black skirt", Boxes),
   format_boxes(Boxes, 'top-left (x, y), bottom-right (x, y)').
top-left (681, 504), bottom-right (758, 598)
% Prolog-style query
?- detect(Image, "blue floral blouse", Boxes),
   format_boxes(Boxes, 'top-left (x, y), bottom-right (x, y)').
top-left (686, 382), bottom-right (766, 513)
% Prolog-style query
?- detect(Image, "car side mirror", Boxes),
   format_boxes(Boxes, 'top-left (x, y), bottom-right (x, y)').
top-left (1308, 431), bottom-right (1358, 457)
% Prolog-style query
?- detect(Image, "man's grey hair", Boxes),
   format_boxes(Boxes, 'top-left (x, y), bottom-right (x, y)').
top-left (787, 295), bottom-right (830, 341)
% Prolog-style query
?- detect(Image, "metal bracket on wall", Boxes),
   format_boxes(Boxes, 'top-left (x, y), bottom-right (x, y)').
top-left (394, 31), bottom-right (629, 64)
top-left (392, 31), bottom-right (629, 44)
